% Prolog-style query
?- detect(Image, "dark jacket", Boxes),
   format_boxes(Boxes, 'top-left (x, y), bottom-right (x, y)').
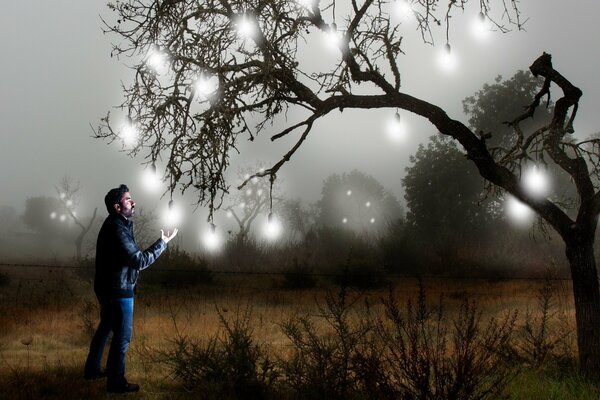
top-left (94, 213), bottom-right (166, 298)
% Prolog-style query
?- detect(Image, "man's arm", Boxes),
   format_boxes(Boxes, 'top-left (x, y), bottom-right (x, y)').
top-left (116, 224), bottom-right (168, 271)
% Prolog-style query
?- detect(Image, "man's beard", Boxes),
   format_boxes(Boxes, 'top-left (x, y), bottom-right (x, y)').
top-left (122, 208), bottom-right (135, 219)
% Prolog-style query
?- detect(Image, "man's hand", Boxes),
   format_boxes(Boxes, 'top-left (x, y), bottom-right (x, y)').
top-left (161, 228), bottom-right (179, 244)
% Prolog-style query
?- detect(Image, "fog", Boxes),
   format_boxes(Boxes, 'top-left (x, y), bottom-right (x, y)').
top-left (1, 1), bottom-right (600, 255)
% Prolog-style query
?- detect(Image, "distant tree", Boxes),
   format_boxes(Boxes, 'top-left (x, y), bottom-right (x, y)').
top-left (280, 198), bottom-right (317, 241)
top-left (96, 0), bottom-right (600, 376)
top-left (22, 197), bottom-right (71, 236)
top-left (403, 135), bottom-right (493, 263)
top-left (55, 177), bottom-right (98, 262)
top-left (318, 170), bottom-right (403, 234)
top-left (463, 70), bottom-right (552, 148)
top-left (0, 205), bottom-right (21, 235)
top-left (224, 166), bottom-right (281, 243)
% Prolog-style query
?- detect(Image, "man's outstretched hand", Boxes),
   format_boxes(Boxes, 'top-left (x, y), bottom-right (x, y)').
top-left (161, 228), bottom-right (179, 244)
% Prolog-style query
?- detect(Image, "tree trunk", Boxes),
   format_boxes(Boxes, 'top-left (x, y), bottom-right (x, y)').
top-left (565, 236), bottom-right (600, 378)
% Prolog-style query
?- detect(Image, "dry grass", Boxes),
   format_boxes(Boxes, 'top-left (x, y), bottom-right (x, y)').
top-left (0, 265), bottom-right (587, 399)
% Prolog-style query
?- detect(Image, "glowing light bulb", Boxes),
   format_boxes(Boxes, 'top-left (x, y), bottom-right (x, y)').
top-left (66, 199), bottom-right (73, 207)
top-left (472, 12), bottom-right (491, 41)
top-left (226, 210), bottom-right (233, 218)
top-left (163, 200), bottom-right (182, 228)
top-left (246, 189), bottom-right (252, 196)
top-left (120, 121), bottom-right (138, 146)
top-left (347, 190), bottom-right (352, 196)
top-left (236, 15), bottom-right (255, 38)
top-left (396, 0), bottom-right (414, 21)
top-left (505, 196), bottom-right (534, 227)
top-left (263, 214), bottom-right (282, 241)
top-left (342, 217), bottom-right (348, 224)
top-left (146, 46), bottom-right (168, 73)
top-left (325, 23), bottom-right (342, 49)
top-left (142, 168), bottom-right (162, 193)
top-left (365, 201), bottom-right (371, 207)
top-left (386, 112), bottom-right (407, 142)
top-left (202, 225), bottom-right (221, 252)
top-left (522, 165), bottom-right (550, 198)
top-left (370, 217), bottom-right (376, 224)
top-left (438, 43), bottom-right (458, 72)
top-left (59, 214), bottom-right (66, 222)
top-left (195, 74), bottom-right (218, 100)
top-left (50, 212), bottom-right (57, 219)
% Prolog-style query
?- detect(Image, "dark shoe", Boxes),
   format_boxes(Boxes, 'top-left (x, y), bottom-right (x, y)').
top-left (84, 369), bottom-right (107, 380)
top-left (107, 383), bottom-right (140, 393)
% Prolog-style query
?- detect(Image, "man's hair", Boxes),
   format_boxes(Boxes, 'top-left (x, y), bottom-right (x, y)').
top-left (104, 184), bottom-right (130, 215)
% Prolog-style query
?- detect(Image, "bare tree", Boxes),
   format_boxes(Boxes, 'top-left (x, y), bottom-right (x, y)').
top-left (224, 165), bottom-right (280, 243)
top-left (95, 1), bottom-right (600, 376)
top-left (56, 177), bottom-right (98, 262)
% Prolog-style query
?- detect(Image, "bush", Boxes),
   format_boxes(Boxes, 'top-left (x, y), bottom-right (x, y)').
top-left (279, 288), bottom-right (392, 400)
top-left (513, 273), bottom-right (573, 368)
top-left (378, 281), bottom-right (518, 400)
top-left (159, 306), bottom-right (278, 400)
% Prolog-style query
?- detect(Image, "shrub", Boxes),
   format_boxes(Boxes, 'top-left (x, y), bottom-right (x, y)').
top-left (514, 273), bottom-right (573, 368)
top-left (159, 306), bottom-right (277, 400)
top-left (378, 281), bottom-right (518, 400)
top-left (279, 288), bottom-right (392, 400)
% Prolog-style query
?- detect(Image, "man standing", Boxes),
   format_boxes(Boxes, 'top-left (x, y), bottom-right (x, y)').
top-left (84, 184), bottom-right (178, 393)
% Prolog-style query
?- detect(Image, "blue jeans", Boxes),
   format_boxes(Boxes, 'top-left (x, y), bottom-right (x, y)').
top-left (84, 296), bottom-right (134, 388)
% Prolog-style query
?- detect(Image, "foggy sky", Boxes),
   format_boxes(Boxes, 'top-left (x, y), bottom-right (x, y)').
top-left (2, 1), bottom-right (600, 241)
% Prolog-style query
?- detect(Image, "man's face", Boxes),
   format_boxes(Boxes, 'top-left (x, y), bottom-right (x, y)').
top-left (115, 191), bottom-right (135, 219)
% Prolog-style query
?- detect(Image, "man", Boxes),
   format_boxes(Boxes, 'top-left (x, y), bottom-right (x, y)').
top-left (84, 184), bottom-right (178, 393)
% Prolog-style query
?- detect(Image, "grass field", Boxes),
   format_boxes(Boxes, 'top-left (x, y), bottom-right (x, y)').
top-left (0, 264), bottom-right (598, 399)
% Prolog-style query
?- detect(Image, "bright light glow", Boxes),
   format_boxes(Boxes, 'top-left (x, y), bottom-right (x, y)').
top-left (65, 199), bottom-right (73, 207)
top-left (505, 196), bottom-right (535, 227)
top-left (471, 13), bottom-right (491, 41)
top-left (120, 122), bottom-right (138, 146)
top-left (257, 189), bottom-right (263, 197)
top-left (522, 165), bottom-right (550, 198)
top-left (50, 212), bottom-right (57, 219)
top-left (59, 214), bottom-right (66, 222)
top-left (162, 203), bottom-right (182, 228)
top-left (239, 202), bottom-right (246, 209)
top-left (226, 210), bottom-right (233, 218)
top-left (438, 45), bottom-right (458, 73)
top-left (142, 169), bottom-right (162, 193)
top-left (236, 15), bottom-right (256, 38)
top-left (59, 193), bottom-right (66, 200)
top-left (201, 228), bottom-right (222, 252)
top-left (325, 24), bottom-right (342, 49)
top-left (251, 177), bottom-right (258, 184)
top-left (246, 189), bottom-right (252, 196)
top-left (342, 217), bottom-right (348, 224)
top-left (347, 190), bottom-right (352, 196)
top-left (263, 216), bottom-right (282, 241)
top-left (72, 211), bottom-right (77, 218)
top-left (395, 0), bottom-right (415, 22)
top-left (366, 201), bottom-right (371, 207)
top-left (297, 0), bottom-right (314, 9)
top-left (195, 74), bottom-right (218, 100)
top-left (370, 217), bottom-right (376, 224)
top-left (146, 47), bottom-right (168, 74)
top-left (385, 113), bottom-right (408, 142)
